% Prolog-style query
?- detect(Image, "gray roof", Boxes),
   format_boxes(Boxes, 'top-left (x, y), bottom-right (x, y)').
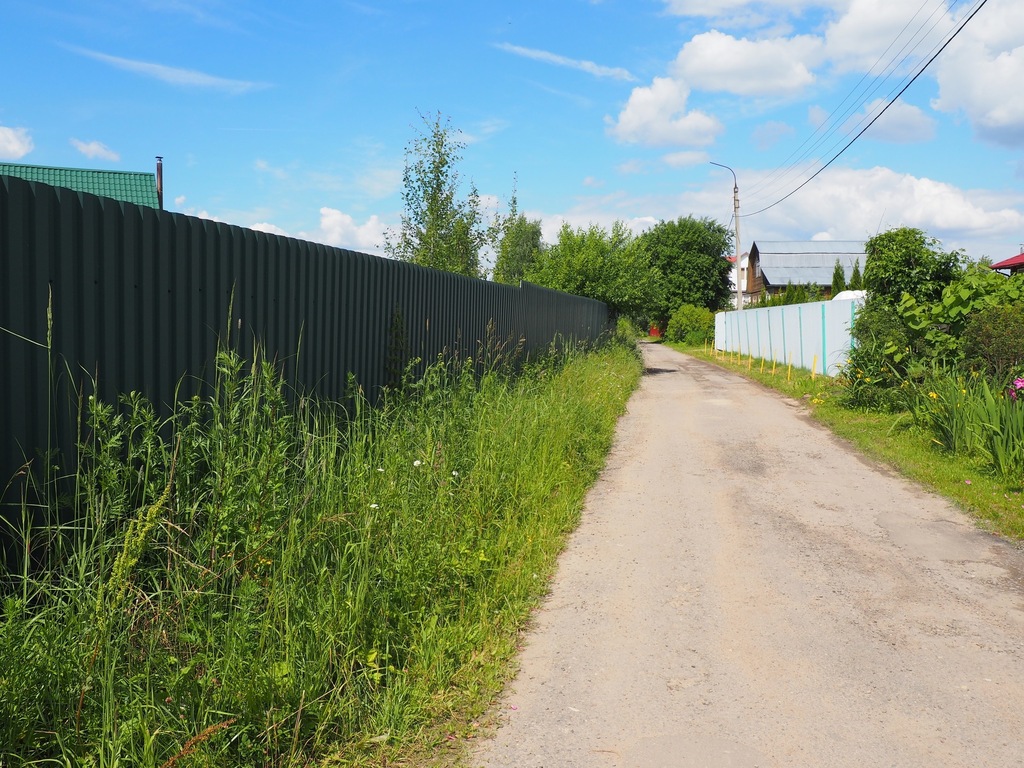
top-left (753, 240), bottom-right (865, 256)
top-left (752, 240), bottom-right (865, 287)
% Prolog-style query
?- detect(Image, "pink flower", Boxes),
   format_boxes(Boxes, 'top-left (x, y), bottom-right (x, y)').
top-left (964, 479), bottom-right (972, 485)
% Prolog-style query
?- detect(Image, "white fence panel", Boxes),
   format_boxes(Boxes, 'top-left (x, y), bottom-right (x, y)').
top-left (714, 298), bottom-right (862, 376)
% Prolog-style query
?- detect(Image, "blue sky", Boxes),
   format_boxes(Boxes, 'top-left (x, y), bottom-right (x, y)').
top-left (3, 0), bottom-right (1022, 267)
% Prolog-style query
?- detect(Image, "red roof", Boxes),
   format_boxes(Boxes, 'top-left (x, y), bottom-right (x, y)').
top-left (990, 252), bottom-right (1024, 270)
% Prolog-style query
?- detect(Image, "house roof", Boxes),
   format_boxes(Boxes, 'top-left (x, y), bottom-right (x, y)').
top-left (990, 252), bottom-right (1024, 271)
top-left (751, 240), bottom-right (865, 287)
top-left (0, 162), bottom-right (160, 208)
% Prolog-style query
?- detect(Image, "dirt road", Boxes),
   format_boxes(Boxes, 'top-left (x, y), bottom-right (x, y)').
top-left (472, 342), bottom-right (1024, 767)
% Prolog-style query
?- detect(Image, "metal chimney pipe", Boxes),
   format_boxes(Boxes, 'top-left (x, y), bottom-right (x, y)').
top-left (156, 156), bottom-right (164, 210)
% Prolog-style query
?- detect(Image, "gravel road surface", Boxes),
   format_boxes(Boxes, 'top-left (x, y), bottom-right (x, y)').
top-left (472, 342), bottom-right (1024, 768)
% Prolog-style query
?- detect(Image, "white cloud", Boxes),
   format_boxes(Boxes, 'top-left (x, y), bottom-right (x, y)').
top-left (68, 46), bottom-right (269, 94)
top-left (303, 207), bottom-right (388, 253)
top-left (534, 209), bottom-right (658, 245)
top-left (178, 207), bottom-right (222, 221)
top-left (607, 77), bottom-right (723, 147)
top-left (744, 165), bottom-right (1024, 259)
top-left (662, 150), bottom-right (709, 167)
top-left (495, 43), bottom-right (636, 81)
top-left (251, 222), bottom-right (289, 236)
top-left (653, 0), bottom-right (1023, 151)
top-left (582, 176), bottom-right (605, 188)
top-left (673, 30), bottom-right (822, 97)
top-left (859, 98), bottom-right (936, 143)
top-left (822, 0), bottom-right (946, 74)
top-left (71, 138), bottom-right (120, 162)
top-left (931, 0), bottom-right (1024, 147)
top-left (0, 125), bottom-right (33, 160)
top-left (174, 195), bottom-right (187, 206)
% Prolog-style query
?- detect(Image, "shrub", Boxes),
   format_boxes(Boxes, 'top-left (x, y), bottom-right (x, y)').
top-left (666, 303), bottom-right (715, 345)
top-left (961, 302), bottom-right (1024, 381)
top-left (614, 315), bottom-right (644, 343)
top-left (895, 267), bottom-right (1024, 368)
top-left (840, 299), bottom-right (915, 411)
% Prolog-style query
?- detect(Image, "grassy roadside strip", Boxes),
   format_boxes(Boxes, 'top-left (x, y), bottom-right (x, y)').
top-left (670, 342), bottom-right (1024, 540)
top-left (0, 342), bottom-right (643, 768)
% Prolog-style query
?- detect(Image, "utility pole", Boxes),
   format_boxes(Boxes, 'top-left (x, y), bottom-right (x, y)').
top-left (710, 162), bottom-right (742, 310)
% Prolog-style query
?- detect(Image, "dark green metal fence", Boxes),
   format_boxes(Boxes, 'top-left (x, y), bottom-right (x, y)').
top-left (1, 174), bottom-right (609, 521)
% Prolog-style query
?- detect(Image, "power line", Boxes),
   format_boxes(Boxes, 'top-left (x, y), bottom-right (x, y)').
top-left (744, 0), bottom-right (954, 203)
top-left (742, 0), bottom-right (989, 219)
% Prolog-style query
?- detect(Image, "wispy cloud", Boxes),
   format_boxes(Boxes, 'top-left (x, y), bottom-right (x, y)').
top-left (67, 46), bottom-right (270, 94)
top-left (462, 118), bottom-right (509, 144)
top-left (254, 158), bottom-right (289, 180)
top-left (140, 0), bottom-right (239, 31)
top-left (71, 138), bottom-right (120, 162)
top-left (495, 43), bottom-right (636, 81)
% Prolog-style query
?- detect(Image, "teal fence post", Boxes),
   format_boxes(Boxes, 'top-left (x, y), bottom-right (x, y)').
top-left (821, 303), bottom-right (827, 376)
top-left (798, 305), bottom-right (804, 369)
top-left (782, 307), bottom-right (787, 369)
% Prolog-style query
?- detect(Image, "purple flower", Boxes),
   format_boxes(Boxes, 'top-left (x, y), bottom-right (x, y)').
top-left (1010, 377), bottom-right (1024, 401)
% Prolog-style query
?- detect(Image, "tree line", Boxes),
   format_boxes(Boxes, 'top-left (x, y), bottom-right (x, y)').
top-left (383, 113), bottom-right (734, 330)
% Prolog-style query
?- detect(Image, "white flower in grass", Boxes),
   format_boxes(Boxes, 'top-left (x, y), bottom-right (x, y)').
top-left (369, 503), bottom-right (379, 509)
top-left (376, 467), bottom-right (384, 473)
top-left (452, 470), bottom-right (459, 477)
top-left (413, 460), bottom-right (423, 467)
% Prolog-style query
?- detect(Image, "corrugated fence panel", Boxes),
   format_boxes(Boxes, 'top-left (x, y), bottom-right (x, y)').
top-left (1, 175), bottom-right (610, 525)
top-left (714, 298), bottom-right (863, 376)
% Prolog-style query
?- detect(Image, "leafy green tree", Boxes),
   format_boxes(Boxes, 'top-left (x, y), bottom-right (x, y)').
top-left (526, 221), bottom-right (663, 317)
top-left (831, 258), bottom-right (847, 295)
top-left (384, 112), bottom-right (488, 278)
top-left (635, 216), bottom-right (733, 325)
top-left (493, 192), bottom-right (543, 285)
top-left (849, 259), bottom-right (863, 290)
top-left (863, 227), bottom-right (963, 305)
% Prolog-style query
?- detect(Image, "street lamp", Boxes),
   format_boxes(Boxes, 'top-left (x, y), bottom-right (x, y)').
top-left (710, 162), bottom-right (742, 311)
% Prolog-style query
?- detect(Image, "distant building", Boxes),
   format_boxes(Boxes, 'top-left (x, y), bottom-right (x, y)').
top-left (990, 251), bottom-right (1024, 276)
top-left (746, 241), bottom-right (866, 300)
top-left (728, 251), bottom-right (751, 306)
top-left (0, 161), bottom-right (161, 209)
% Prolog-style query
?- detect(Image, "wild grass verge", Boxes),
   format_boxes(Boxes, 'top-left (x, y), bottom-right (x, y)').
top-left (0, 341), bottom-right (642, 767)
top-left (674, 342), bottom-right (1024, 540)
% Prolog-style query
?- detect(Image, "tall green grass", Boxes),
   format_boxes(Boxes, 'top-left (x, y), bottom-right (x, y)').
top-left (0, 341), bottom-right (641, 767)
